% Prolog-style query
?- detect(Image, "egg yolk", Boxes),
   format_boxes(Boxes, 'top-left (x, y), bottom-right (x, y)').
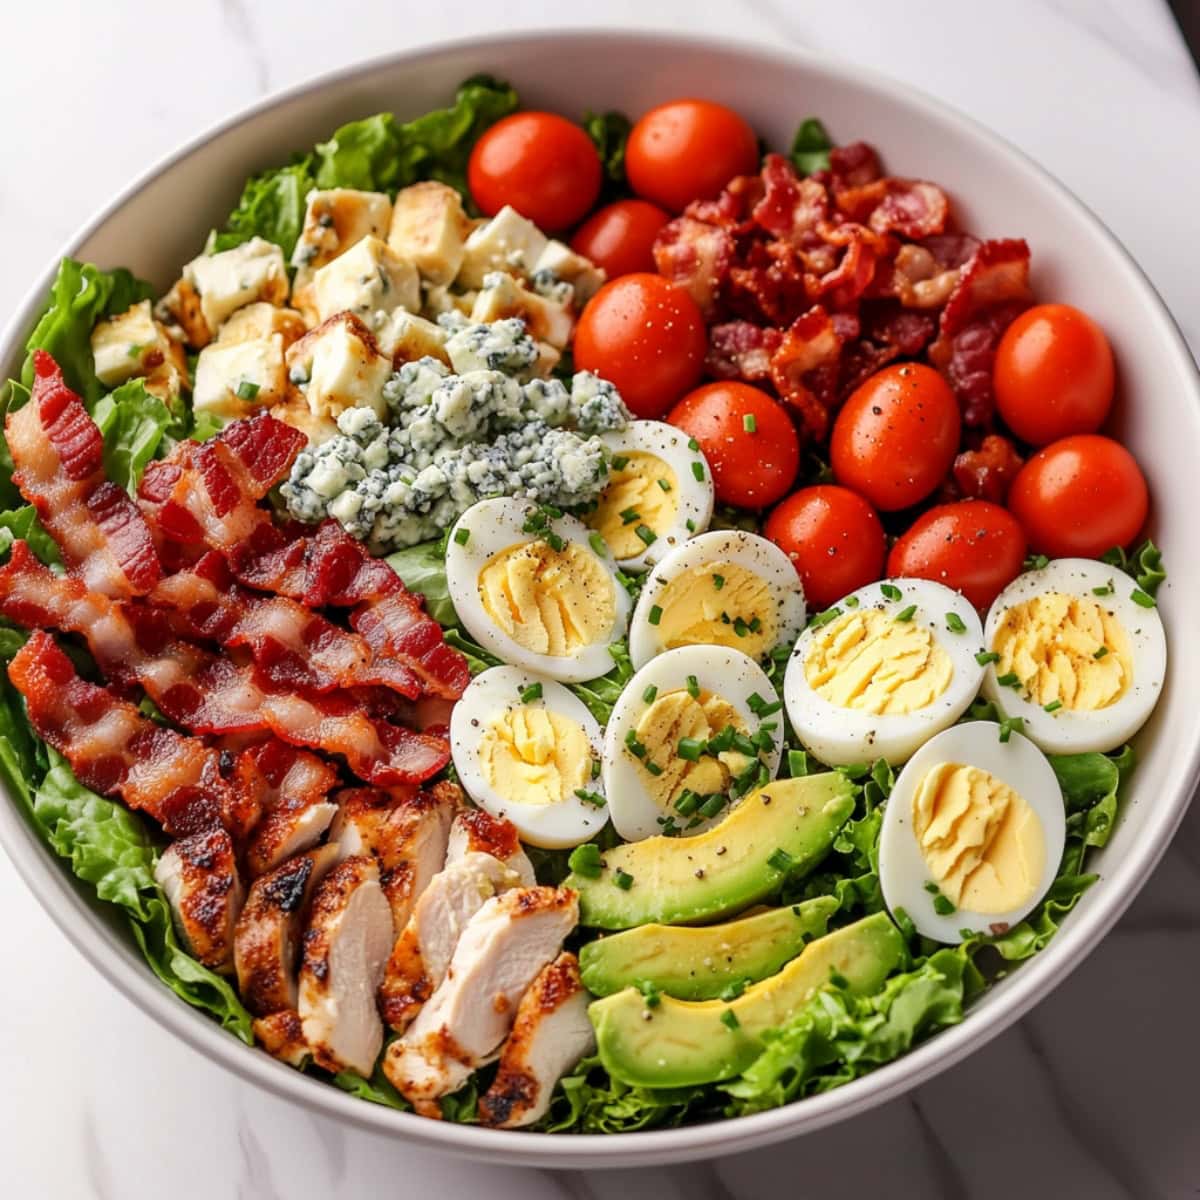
top-left (631, 688), bottom-right (753, 810)
top-left (478, 706), bottom-right (593, 806)
top-left (652, 563), bottom-right (775, 660)
top-left (478, 539), bottom-right (616, 658)
top-left (912, 761), bottom-right (1045, 914)
top-left (992, 592), bottom-right (1133, 711)
top-left (805, 608), bottom-right (952, 715)
top-left (586, 452), bottom-right (679, 559)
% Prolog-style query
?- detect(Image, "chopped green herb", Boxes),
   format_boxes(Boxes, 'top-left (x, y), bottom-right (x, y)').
top-left (748, 616), bottom-right (762, 634)
top-left (933, 893), bottom-right (956, 916)
top-left (881, 583), bottom-right (902, 601)
top-left (720, 1008), bottom-right (740, 1030)
top-left (624, 730), bottom-right (647, 758)
top-left (809, 606), bottom-right (843, 629)
top-left (648, 605), bottom-right (663, 626)
top-left (712, 573), bottom-right (726, 591)
top-left (733, 617), bottom-right (750, 638)
top-left (999, 715), bottom-right (1026, 744)
top-left (720, 978), bottom-right (747, 1001)
top-left (674, 789), bottom-right (701, 815)
top-left (686, 518), bottom-right (696, 533)
top-left (923, 881), bottom-right (939, 894)
top-left (686, 674), bottom-right (700, 699)
top-left (1092, 583), bottom-right (1113, 597)
top-left (126, 343), bottom-right (143, 359)
top-left (732, 731), bottom-right (757, 757)
top-left (698, 793), bottom-right (727, 818)
top-left (677, 737), bottom-right (706, 761)
top-left (235, 379), bottom-right (260, 400)
top-left (743, 413), bottom-right (757, 433)
top-left (788, 749), bottom-right (810, 777)
top-left (687, 437), bottom-right (700, 451)
top-left (519, 682), bottom-right (543, 703)
top-left (644, 760), bottom-right (664, 777)
top-left (1043, 700), bottom-right (1063, 713)
top-left (543, 530), bottom-right (565, 553)
top-left (976, 650), bottom-right (1000, 666)
top-left (767, 848), bottom-right (793, 872)
top-left (611, 454), bottom-right (629, 470)
top-left (635, 524), bottom-right (657, 546)
top-left (619, 506), bottom-right (640, 525)
top-left (588, 532), bottom-right (608, 557)
top-left (1094, 645), bottom-right (1110, 659)
top-left (747, 692), bottom-right (782, 718)
top-left (691, 461), bottom-right (706, 481)
top-left (642, 685), bottom-right (658, 704)
top-left (895, 604), bottom-right (917, 622)
top-left (996, 672), bottom-right (1021, 688)
top-left (613, 868), bottom-right (634, 891)
top-left (639, 980), bottom-right (662, 1008)
top-left (844, 595), bottom-right (860, 608)
top-left (573, 788), bottom-right (606, 808)
top-left (453, 527), bottom-right (470, 546)
top-left (1131, 588), bottom-right (1156, 608)
top-left (567, 842), bottom-right (604, 878)
top-left (657, 478), bottom-right (672, 492)
top-left (707, 726), bottom-right (735, 753)
top-left (945, 612), bottom-right (967, 633)
top-left (1026, 553), bottom-right (1050, 571)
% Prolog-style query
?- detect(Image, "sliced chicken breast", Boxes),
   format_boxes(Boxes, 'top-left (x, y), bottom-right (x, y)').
top-left (383, 886), bottom-right (578, 1105)
top-left (445, 806), bottom-right (535, 885)
top-left (235, 843), bottom-right (340, 1015)
top-left (478, 952), bottom-right (595, 1129)
top-left (253, 1008), bottom-right (309, 1067)
top-left (154, 827), bottom-right (244, 973)
top-left (298, 855), bottom-right (394, 1077)
top-left (378, 851), bottom-right (523, 1032)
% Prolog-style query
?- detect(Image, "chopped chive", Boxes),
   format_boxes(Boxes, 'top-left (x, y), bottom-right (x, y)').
top-left (544, 530), bottom-right (565, 553)
top-left (1094, 645), bottom-right (1110, 659)
top-left (644, 760), bottom-right (664, 777)
top-left (733, 617), bottom-right (749, 638)
top-left (567, 842), bottom-right (604, 878)
top-left (1131, 588), bottom-right (1156, 608)
top-left (453, 527), bottom-right (470, 546)
top-left (788, 749), bottom-right (810, 777)
top-left (743, 413), bottom-right (757, 433)
top-left (707, 726), bottom-right (735, 753)
top-left (748, 616), bottom-right (762, 633)
top-left (748, 692), bottom-right (782, 718)
top-left (895, 604), bottom-right (917, 622)
top-left (699, 793), bottom-right (727, 818)
top-left (657, 477), bottom-right (672, 492)
top-left (767, 848), bottom-right (793, 872)
top-left (619, 506), bottom-right (640, 525)
top-left (624, 730), bottom-right (647, 758)
top-left (933, 893), bottom-right (956, 916)
top-left (976, 651), bottom-right (1000, 666)
top-left (1027, 554), bottom-right (1050, 570)
top-left (591, 757), bottom-right (601, 779)
top-left (642, 684), bottom-right (659, 704)
top-left (686, 518), bottom-right (696, 532)
top-left (588, 532), bottom-right (607, 557)
top-left (674, 789), bottom-right (701, 815)
top-left (573, 788), bottom-right (606, 808)
top-left (691, 461), bottom-right (706, 481)
top-left (844, 595), bottom-right (860, 608)
top-left (720, 1008), bottom-right (740, 1030)
top-left (648, 604), bottom-right (663, 626)
top-left (1092, 583), bottom-right (1113, 597)
top-left (881, 583), bottom-right (902, 601)
top-left (829, 970), bottom-right (850, 989)
top-left (686, 674), bottom-right (700, 699)
top-left (126, 343), bottom-right (143, 359)
top-left (751, 727), bottom-right (776, 754)
top-left (677, 737), bottom-right (706, 761)
top-left (613, 868), bottom-right (634, 891)
top-left (235, 379), bottom-right (260, 400)
top-left (611, 454), bottom-right (629, 470)
top-left (635, 524), bottom-right (657, 546)
top-left (712, 573), bottom-right (726, 591)
top-left (732, 731), bottom-right (757, 757)
top-left (996, 672), bottom-right (1021, 688)
top-left (687, 437), bottom-right (700, 451)
top-left (945, 612), bottom-right (967, 633)
top-left (809, 606), bottom-right (843, 629)
top-left (998, 716), bottom-right (1025, 744)
top-left (519, 682), bottom-right (543, 703)
top-left (1044, 700), bottom-right (1063, 713)
top-left (923, 881), bottom-right (939, 894)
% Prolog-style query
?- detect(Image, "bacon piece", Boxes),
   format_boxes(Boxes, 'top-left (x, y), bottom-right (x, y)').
top-left (953, 434), bottom-right (1024, 503)
top-left (938, 239), bottom-right (1032, 339)
top-left (829, 142), bottom-right (882, 191)
top-left (769, 307), bottom-right (843, 442)
top-left (865, 180), bottom-right (949, 240)
top-left (8, 631), bottom-right (229, 835)
top-left (706, 321), bottom-right (783, 381)
top-left (652, 216), bottom-right (735, 317)
top-left (218, 414), bottom-right (307, 497)
top-left (7, 352), bottom-right (161, 597)
top-left (930, 300), bottom-right (1030, 429)
top-left (751, 155), bottom-right (830, 243)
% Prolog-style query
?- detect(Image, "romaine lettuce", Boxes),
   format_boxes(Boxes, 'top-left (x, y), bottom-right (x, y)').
top-left (208, 159), bottom-right (316, 259)
top-left (92, 379), bottom-right (177, 495)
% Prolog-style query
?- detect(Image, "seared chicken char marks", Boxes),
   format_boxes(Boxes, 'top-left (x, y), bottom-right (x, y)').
top-left (155, 827), bottom-right (245, 973)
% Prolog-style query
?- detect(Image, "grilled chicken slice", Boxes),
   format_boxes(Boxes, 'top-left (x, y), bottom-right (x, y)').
top-left (378, 851), bottom-right (524, 1032)
top-left (331, 783), bottom-right (455, 932)
top-left (383, 886), bottom-right (578, 1105)
top-left (154, 828), bottom-right (244, 973)
top-left (235, 843), bottom-right (340, 1015)
top-left (298, 855), bottom-right (394, 1076)
top-left (253, 1009), bottom-right (309, 1067)
top-left (478, 952), bottom-right (595, 1129)
top-left (445, 806), bottom-right (535, 885)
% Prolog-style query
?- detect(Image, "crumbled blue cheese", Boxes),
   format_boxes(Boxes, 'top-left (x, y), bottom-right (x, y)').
top-left (570, 371), bottom-right (631, 434)
top-left (444, 318), bottom-right (538, 377)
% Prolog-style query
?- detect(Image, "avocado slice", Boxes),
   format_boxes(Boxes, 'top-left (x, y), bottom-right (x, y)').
top-left (579, 896), bottom-right (838, 1000)
top-left (590, 912), bottom-right (906, 1087)
top-left (566, 773), bottom-right (855, 929)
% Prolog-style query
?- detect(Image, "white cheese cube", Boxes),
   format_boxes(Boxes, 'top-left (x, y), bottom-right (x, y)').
top-left (182, 237), bottom-right (289, 336)
top-left (457, 206), bottom-right (548, 288)
top-left (309, 236), bottom-right (420, 330)
top-left (285, 314), bottom-right (392, 434)
top-left (91, 300), bottom-right (186, 389)
top-left (375, 310), bottom-right (450, 366)
top-left (387, 182), bottom-right (471, 286)
top-left (218, 302), bottom-right (307, 348)
top-left (193, 334), bottom-right (288, 418)
top-left (291, 188), bottom-right (393, 289)
top-left (533, 240), bottom-right (606, 305)
top-left (470, 271), bottom-right (574, 349)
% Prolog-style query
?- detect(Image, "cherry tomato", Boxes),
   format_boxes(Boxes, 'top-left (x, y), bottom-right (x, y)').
top-left (830, 363), bottom-right (961, 512)
top-left (626, 99), bottom-right (759, 213)
top-left (667, 382), bottom-right (800, 508)
top-left (570, 199), bottom-right (670, 278)
top-left (764, 486), bottom-right (886, 610)
top-left (994, 303), bottom-right (1115, 445)
top-left (887, 501), bottom-right (1027, 610)
top-left (467, 112), bottom-right (601, 231)
top-left (574, 274), bottom-right (706, 418)
top-left (1007, 434), bottom-right (1148, 558)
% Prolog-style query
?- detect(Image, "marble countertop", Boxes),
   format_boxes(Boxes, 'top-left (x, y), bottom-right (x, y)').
top-left (3, 1), bottom-right (1199, 1195)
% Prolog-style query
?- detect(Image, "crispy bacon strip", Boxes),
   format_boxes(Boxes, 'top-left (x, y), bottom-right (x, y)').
top-left (8, 352), bottom-right (161, 597)
top-left (8, 631), bottom-right (229, 835)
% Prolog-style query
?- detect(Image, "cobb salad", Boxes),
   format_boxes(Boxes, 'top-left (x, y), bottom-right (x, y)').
top-left (0, 75), bottom-right (1167, 1132)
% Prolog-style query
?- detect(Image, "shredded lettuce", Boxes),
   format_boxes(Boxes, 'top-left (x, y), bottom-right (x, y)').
top-left (386, 538), bottom-right (457, 627)
top-left (209, 159), bottom-right (316, 258)
top-left (93, 379), bottom-right (177, 494)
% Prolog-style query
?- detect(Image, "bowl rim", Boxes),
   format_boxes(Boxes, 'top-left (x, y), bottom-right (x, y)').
top-left (2, 25), bottom-right (1198, 1170)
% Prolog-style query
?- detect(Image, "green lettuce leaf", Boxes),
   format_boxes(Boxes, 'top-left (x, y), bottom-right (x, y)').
top-left (386, 538), bottom-right (458, 626)
top-left (92, 379), bottom-right (176, 494)
top-left (791, 117), bottom-right (833, 176)
top-left (209, 158), bottom-right (316, 258)
top-left (542, 1056), bottom-right (712, 1133)
top-left (583, 110), bottom-right (632, 190)
top-left (331, 1045), bottom-right (410, 1110)
top-left (0, 504), bottom-right (62, 567)
top-left (0, 674), bottom-right (40, 812)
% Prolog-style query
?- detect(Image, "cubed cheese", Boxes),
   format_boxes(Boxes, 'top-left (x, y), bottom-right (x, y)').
top-left (285, 314), bottom-right (392, 434)
top-left (457, 206), bottom-right (548, 288)
top-left (291, 188), bottom-right (393, 289)
top-left (387, 182), bottom-right (471, 286)
top-left (181, 238), bottom-right (289, 336)
top-left (219, 302), bottom-right (307, 348)
top-left (375, 310), bottom-right (450, 366)
top-left (533, 240), bottom-right (606, 305)
top-left (193, 334), bottom-right (288, 418)
top-left (91, 300), bottom-right (186, 389)
top-left (470, 271), bottom-right (574, 349)
top-left (309, 236), bottom-right (420, 330)
top-left (533, 340), bottom-right (562, 378)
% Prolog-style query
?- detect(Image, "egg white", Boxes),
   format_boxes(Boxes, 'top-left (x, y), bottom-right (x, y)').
top-left (603, 644), bottom-right (784, 841)
top-left (981, 558), bottom-right (1166, 755)
top-left (878, 720), bottom-right (1066, 943)
top-left (450, 665), bottom-right (607, 849)
top-left (784, 578), bottom-right (985, 767)
top-left (445, 496), bottom-right (631, 683)
top-left (628, 530), bottom-right (807, 669)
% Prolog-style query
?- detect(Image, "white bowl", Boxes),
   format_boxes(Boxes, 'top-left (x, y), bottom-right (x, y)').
top-left (1, 29), bottom-right (1196, 1170)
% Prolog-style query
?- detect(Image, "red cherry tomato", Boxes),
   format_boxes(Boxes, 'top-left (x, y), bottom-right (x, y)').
top-left (994, 303), bottom-right (1115, 445)
top-left (467, 111), bottom-right (601, 231)
top-left (626, 99), bottom-right (760, 213)
top-left (570, 199), bottom-right (670, 279)
top-left (667, 382), bottom-right (800, 509)
top-left (574, 274), bottom-right (706, 418)
top-left (887, 501), bottom-right (1027, 610)
top-left (764, 486), bottom-right (886, 610)
top-left (1007, 434), bottom-right (1148, 558)
top-left (830, 363), bottom-right (961, 512)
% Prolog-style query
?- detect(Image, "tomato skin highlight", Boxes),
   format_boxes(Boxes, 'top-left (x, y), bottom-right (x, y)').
top-left (467, 111), bottom-right (601, 231)
top-left (887, 501), bottom-right (1027, 611)
top-left (574, 274), bottom-right (706, 419)
top-left (570, 199), bottom-right (670, 278)
top-left (830, 363), bottom-right (961, 512)
top-left (626, 99), bottom-right (760, 213)
top-left (1008, 434), bottom-right (1149, 559)
top-left (994, 303), bottom-right (1115, 446)
top-left (667, 381), bottom-right (800, 509)
top-left (764, 485), bottom-right (885, 610)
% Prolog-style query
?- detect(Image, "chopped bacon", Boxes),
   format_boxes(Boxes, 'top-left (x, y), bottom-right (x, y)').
top-left (938, 239), bottom-right (1032, 339)
top-left (829, 142), bottom-right (882, 191)
top-left (866, 180), bottom-right (950, 240)
top-left (952, 434), bottom-right (1024, 503)
top-left (706, 321), bottom-right (783, 380)
top-left (930, 299), bottom-right (1030, 428)
top-left (752, 155), bottom-right (830, 243)
top-left (652, 217), bottom-right (735, 316)
top-left (8, 631), bottom-right (229, 835)
top-left (217, 414), bottom-right (307, 498)
top-left (769, 307), bottom-right (843, 441)
top-left (8, 352), bottom-right (161, 597)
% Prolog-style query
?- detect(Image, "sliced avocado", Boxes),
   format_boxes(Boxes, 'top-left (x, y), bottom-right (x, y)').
top-left (566, 773), bottom-right (855, 929)
top-left (590, 912), bottom-right (906, 1087)
top-left (579, 896), bottom-right (838, 1000)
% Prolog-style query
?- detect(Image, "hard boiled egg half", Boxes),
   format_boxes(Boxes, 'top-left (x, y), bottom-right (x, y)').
top-left (446, 496), bottom-right (631, 683)
top-left (584, 421), bottom-right (714, 572)
top-left (603, 645), bottom-right (784, 841)
top-left (784, 579), bottom-right (985, 767)
top-left (878, 720), bottom-right (1066, 942)
top-left (981, 558), bottom-right (1166, 754)
top-left (628, 530), bottom-right (806, 669)
top-left (450, 666), bottom-right (607, 848)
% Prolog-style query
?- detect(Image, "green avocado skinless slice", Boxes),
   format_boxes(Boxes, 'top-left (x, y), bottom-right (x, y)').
top-left (566, 773), bottom-right (856, 929)
top-left (579, 896), bottom-right (839, 1000)
top-left (590, 912), bottom-right (907, 1088)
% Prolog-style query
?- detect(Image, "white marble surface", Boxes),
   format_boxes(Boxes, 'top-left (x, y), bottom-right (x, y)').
top-left (2, 1), bottom-right (1199, 1195)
